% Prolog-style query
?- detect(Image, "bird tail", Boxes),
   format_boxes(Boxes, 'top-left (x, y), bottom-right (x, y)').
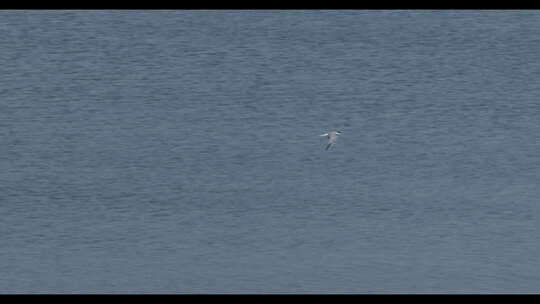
top-left (325, 143), bottom-right (332, 150)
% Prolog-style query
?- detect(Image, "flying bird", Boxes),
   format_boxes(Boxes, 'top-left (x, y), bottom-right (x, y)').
top-left (320, 130), bottom-right (342, 150)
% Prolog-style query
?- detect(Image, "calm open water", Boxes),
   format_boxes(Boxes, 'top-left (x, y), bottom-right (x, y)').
top-left (1, 10), bottom-right (540, 293)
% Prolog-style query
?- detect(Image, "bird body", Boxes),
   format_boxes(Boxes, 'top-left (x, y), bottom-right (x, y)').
top-left (320, 130), bottom-right (342, 150)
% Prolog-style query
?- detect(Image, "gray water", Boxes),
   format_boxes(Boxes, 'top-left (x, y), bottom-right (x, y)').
top-left (1, 10), bottom-right (540, 293)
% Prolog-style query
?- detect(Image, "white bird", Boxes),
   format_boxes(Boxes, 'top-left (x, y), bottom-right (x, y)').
top-left (320, 130), bottom-right (342, 150)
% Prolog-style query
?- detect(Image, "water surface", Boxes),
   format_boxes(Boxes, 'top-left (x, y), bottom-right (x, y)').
top-left (1, 10), bottom-right (540, 293)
